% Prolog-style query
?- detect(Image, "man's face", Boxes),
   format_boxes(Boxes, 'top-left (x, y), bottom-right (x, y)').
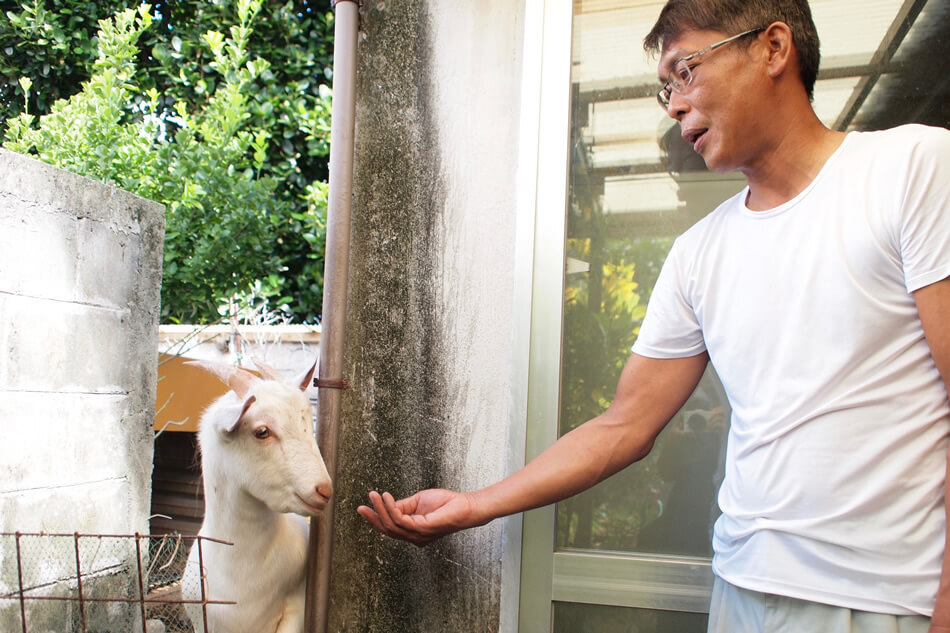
top-left (657, 28), bottom-right (767, 174)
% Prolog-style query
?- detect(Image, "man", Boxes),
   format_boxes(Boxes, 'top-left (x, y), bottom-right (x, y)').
top-left (358, 1), bottom-right (950, 630)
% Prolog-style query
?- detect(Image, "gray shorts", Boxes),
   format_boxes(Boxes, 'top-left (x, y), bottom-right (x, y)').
top-left (708, 577), bottom-right (931, 633)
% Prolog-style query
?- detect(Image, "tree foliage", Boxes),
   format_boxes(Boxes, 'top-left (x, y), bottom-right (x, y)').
top-left (1, 0), bottom-right (333, 323)
top-left (0, 0), bottom-right (132, 125)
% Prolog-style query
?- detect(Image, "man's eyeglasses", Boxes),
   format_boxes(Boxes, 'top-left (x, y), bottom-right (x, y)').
top-left (657, 27), bottom-right (766, 110)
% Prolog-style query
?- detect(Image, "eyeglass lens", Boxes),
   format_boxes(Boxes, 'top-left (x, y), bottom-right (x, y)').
top-left (657, 60), bottom-right (691, 108)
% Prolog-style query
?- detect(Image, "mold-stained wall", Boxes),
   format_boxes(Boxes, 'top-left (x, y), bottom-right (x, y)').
top-left (328, 1), bottom-right (528, 631)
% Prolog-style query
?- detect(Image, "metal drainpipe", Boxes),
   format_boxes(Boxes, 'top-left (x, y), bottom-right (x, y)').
top-left (304, 1), bottom-right (359, 632)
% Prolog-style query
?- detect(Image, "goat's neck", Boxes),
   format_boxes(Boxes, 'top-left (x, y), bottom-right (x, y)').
top-left (201, 462), bottom-right (282, 543)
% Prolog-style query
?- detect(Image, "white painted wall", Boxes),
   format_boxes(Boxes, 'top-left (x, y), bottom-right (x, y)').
top-left (428, 3), bottom-right (532, 631)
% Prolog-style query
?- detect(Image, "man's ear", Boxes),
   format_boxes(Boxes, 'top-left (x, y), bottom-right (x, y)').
top-left (762, 21), bottom-right (795, 81)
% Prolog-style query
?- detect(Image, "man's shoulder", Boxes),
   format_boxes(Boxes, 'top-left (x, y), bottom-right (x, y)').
top-left (849, 123), bottom-right (950, 152)
top-left (832, 125), bottom-right (950, 188)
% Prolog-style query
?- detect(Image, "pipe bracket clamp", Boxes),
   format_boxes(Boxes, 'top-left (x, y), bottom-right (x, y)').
top-left (314, 377), bottom-right (350, 390)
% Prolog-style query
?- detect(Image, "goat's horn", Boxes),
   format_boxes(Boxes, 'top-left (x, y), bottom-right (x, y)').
top-left (295, 359), bottom-right (318, 392)
top-left (184, 360), bottom-right (259, 398)
top-left (250, 357), bottom-right (283, 382)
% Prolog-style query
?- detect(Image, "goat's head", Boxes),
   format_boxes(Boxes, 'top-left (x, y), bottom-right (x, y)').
top-left (186, 359), bottom-right (333, 517)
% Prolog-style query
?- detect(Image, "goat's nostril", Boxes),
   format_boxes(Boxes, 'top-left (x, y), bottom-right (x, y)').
top-left (316, 481), bottom-right (334, 500)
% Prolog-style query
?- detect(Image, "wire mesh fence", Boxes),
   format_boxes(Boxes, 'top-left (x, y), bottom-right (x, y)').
top-left (0, 532), bottom-right (233, 633)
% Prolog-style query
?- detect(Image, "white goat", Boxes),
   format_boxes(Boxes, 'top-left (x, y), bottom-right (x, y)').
top-left (181, 359), bottom-right (332, 633)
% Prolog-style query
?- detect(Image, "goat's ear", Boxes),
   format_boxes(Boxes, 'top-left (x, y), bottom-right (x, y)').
top-left (250, 357), bottom-right (283, 382)
top-left (184, 360), bottom-right (259, 399)
top-left (294, 359), bottom-right (318, 393)
top-left (216, 395), bottom-right (257, 434)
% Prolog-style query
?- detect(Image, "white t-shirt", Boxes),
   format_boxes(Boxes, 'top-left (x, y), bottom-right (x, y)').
top-left (632, 124), bottom-right (950, 616)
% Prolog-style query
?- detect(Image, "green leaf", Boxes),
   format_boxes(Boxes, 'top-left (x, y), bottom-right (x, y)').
top-left (1, 0), bottom-right (333, 324)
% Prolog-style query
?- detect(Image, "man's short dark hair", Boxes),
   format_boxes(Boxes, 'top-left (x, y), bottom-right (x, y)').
top-left (644, 0), bottom-right (820, 100)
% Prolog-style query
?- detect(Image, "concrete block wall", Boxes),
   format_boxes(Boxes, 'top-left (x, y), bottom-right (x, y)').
top-left (0, 149), bottom-right (165, 624)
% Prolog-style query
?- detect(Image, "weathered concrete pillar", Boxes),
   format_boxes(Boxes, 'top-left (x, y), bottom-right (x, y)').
top-left (326, 1), bottom-right (526, 631)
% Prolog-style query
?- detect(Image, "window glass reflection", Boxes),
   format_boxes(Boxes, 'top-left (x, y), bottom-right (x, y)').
top-left (555, 0), bottom-right (950, 561)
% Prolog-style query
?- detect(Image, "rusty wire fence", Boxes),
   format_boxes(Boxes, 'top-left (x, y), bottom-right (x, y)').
top-left (0, 532), bottom-right (233, 633)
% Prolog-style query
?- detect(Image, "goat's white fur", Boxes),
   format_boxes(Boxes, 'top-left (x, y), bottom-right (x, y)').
top-left (181, 359), bottom-right (332, 633)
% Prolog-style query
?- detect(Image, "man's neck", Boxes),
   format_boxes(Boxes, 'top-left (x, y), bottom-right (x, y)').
top-left (741, 112), bottom-right (847, 211)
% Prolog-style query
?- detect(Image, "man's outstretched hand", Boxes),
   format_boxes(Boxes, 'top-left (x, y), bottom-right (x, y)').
top-left (356, 488), bottom-right (483, 546)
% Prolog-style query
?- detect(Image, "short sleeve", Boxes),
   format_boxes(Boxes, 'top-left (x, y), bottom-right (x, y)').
top-left (632, 239), bottom-right (707, 359)
top-left (899, 126), bottom-right (950, 292)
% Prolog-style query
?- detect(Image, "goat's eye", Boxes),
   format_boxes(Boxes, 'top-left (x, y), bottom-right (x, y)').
top-left (254, 426), bottom-right (271, 440)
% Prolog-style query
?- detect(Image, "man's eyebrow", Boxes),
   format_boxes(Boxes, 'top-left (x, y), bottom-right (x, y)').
top-left (657, 50), bottom-right (686, 80)
top-left (660, 45), bottom-right (689, 62)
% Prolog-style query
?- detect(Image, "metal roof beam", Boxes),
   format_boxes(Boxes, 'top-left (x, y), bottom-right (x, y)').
top-left (833, 0), bottom-right (930, 130)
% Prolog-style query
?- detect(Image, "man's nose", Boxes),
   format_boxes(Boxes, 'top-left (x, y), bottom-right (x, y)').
top-left (665, 90), bottom-right (689, 120)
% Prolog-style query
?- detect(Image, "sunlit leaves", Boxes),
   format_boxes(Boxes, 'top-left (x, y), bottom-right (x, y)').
top-left (558, 233), bottom-right (674, 549)
top-left (1, 0), bottom-right (334, 324)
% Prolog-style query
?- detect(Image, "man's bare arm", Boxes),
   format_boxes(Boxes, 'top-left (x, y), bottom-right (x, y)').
top-left (358, 351), bottom-right (709, 545)
top-left (913, 277), bottom-right (950, 633)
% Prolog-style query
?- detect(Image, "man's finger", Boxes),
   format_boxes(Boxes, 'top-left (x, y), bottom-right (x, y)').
top-left (366, 492), bottom-right (426, 541)
top-left (363, 501), bottom-right (416, 540)
top-left (382, 492), bottom-right (404, 519)
top-left (368, 491), bottom-right (403, 532)
top-left (383, 492), bottom-right (424, 532)
top-left (356, 505), bottom-right (386, 532)
top-left (358, 496), bottom-right (438, 547)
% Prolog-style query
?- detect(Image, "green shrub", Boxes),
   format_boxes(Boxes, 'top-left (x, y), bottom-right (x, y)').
top-left (3, 1), bottom-right (332, 324)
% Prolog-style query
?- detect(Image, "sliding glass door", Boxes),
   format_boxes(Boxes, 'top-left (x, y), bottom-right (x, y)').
top-left (521, 0), bottom-right (950, 631)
